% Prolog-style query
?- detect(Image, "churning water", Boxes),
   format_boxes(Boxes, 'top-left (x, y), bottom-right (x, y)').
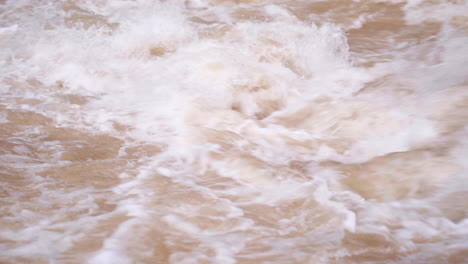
top-left (1, 0), bottom-right (468, 263)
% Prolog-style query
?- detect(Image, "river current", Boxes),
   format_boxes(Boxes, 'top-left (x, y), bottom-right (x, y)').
top-left (1, 0), bottom-right (467, 263)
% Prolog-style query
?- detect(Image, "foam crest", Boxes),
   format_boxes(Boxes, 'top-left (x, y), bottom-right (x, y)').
top-left (1, 0), bottom-right (467, 263)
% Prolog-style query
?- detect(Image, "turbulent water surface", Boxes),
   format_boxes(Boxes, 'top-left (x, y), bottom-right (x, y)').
top-left (1, 0), bottom-right (468, 263)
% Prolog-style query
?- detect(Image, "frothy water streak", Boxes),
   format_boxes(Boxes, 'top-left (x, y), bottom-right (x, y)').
top-left (1, 0), bottom-right (467, 263)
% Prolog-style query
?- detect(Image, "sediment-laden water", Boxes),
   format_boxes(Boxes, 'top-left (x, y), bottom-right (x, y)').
top-left (1, 0), bottom-right (467, 263)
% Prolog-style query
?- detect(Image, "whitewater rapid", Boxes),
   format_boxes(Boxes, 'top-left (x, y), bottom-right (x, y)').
top-left (1, 0), bottom-right (467, 263)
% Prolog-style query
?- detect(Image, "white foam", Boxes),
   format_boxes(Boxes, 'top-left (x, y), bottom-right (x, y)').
top-left (1, 0), bottom-right (467, 262)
